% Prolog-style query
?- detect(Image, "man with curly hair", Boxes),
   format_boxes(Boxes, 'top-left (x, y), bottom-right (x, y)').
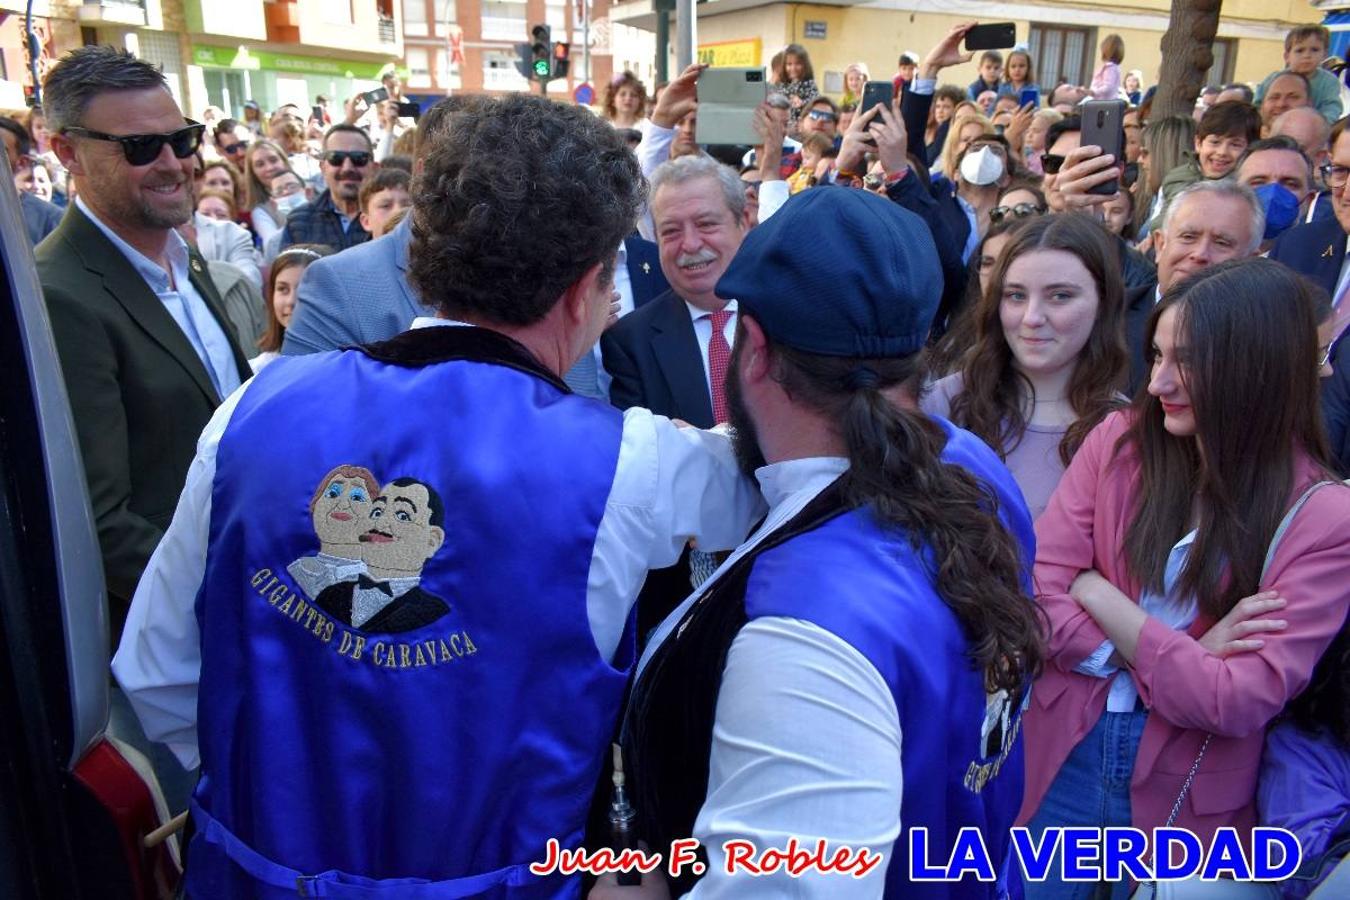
top-left (113, 93), bottom-right (765, 896)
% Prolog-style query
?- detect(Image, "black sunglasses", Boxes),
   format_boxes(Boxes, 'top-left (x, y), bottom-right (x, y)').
top-left (61, 120), bottom-right (205, 166)
top-left (221, 141), bottom-right (248, 156)
top-left (990, 203), bottom-right (1047, 223)
top-left (325, 150), bottom-right (372, 168)
top-left (1041, 153), bottom-right (1065, 175)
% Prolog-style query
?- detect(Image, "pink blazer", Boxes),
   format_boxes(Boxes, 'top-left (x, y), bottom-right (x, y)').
top-left (1019, 412), bottom-right (1350, 845)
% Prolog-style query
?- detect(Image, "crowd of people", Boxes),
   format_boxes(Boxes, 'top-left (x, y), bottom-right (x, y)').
top-left (8, 14), bottom-right (1350, 900)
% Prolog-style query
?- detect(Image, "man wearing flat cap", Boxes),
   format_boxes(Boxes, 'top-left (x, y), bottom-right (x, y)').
top-left (593, 189), bottom-right (1043, 900)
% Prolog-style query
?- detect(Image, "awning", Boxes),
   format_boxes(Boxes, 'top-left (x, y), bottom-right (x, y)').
top-left (1325, 10), bottom-right (1350, 59)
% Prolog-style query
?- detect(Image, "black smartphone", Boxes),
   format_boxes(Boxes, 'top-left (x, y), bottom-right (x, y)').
top-left (965, 23), bottom-right (1017, 51)
top-left (859, 81), bottom-right (894, 116)
top-left (396, 100), bottom-right (420, 120)
top-left (311, 104), bottom-right (324, 122)
top-left (1080, 100), bottom-right (1127, 196)
top-left (361, 86), bottom-right (390, 106)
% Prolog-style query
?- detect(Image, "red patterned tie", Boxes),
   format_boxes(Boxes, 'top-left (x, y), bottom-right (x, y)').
top-left (707, 309), bottom-right (732, 425)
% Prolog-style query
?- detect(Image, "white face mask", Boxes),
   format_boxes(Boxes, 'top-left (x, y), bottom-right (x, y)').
top-left (960, 146), bottom-right (1005, 186)
top-left (275, 193), bottom-right (307, 215)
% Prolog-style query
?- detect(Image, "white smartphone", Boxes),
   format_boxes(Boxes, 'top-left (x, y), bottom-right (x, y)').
top-left (696, 67), bottom-right (768, 146)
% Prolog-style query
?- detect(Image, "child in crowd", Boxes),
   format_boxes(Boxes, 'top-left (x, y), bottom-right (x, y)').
top-left (1150, 100), bottom-right (1261, 229)
top-left (773, 43), bottom-right (818, 130)
top-left (1124, 70), bottom-right (1144, 105)
top-left (786, 132), bottom-right (834, 194)
top-left (250, 244), bottom-right (332, 372)
top-left (1257, 25), bottom-right (1343, 123)
top-left (358, 168), bottom-right (413, 239)
top-left (968, 50), bottom-right (1004, 101)
top-left (1091, 34), bottom-right (1125, 101)
top-left (1002, 49), bottom-right (1040, 102)
top-left (892, 50), bottom-right (920, 95)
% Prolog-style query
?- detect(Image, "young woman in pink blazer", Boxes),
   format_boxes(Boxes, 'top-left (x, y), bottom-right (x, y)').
top-left (1020, 258), bottom-right (1350, 899)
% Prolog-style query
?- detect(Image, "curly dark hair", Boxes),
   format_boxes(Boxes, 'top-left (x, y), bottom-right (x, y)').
top-left (602, 71), bottom-right (649, 122)
top-left (409, 93), bottom-right (645, 326)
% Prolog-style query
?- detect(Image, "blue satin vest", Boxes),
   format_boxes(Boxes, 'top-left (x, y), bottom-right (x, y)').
top-left (745, 422), bottom-right (1034, 899)
top-left (187, 329), bottom-right (630, 898)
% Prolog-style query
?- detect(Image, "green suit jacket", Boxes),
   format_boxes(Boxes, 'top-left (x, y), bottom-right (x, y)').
top-left (36, 204), bottom-right (250, 638)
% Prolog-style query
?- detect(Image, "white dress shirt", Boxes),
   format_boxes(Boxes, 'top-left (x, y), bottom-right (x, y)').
top-left (77, 196), bottom-right (242, 400)
top-left (685, 299), bottom-right (739, 399)
top-left (112, 318), bottom-right (766, 770)
top-left (638, 457), bottom-right (903, 897)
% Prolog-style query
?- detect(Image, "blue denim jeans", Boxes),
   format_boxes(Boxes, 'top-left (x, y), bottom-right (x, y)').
top-left (1022, 710), bottom-right (1148, 900)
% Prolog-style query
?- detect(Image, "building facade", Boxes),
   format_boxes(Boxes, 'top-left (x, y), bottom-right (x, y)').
top-left (2, 0), bottom-right (404, 120)
top-left (399, 0), bottom-right (656, 102)
top-left (611, 0), bottom-right (1325, 101)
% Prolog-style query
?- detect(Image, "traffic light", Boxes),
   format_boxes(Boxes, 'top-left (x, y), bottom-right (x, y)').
top-left (551, 42), bottom-right (571, 80)
top-left (530, 25), bottom-right (552, 81)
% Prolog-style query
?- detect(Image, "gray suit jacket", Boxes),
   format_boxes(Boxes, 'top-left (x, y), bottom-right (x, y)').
top-left (281, 214), bottom-right (430, 355)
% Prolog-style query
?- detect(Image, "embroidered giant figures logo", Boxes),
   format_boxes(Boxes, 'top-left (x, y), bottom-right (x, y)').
top-left (287, 466), bottom-right (450, 634)
top-left (249, 464), bottom-right (476, 673)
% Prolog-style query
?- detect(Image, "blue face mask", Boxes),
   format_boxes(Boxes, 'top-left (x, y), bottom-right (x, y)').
top-left (1252, 182), bottom-right (1301, 240)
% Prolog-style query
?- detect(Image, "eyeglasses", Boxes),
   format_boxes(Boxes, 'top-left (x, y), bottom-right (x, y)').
top-left (990, 203), bottom-right (1047, 223)
top-left (60, 120), bottom-right (205, 167)
top-left (221, 141), bottom-right (248, 156)
top-left (324, 150), bottom-right (372, 168)
top-left (807, 109), bottom-right (837, 122)
top-left (1041, 153), bottom-right (1066, 175)
top-left (1319, 163), bottom-right (1350, 189)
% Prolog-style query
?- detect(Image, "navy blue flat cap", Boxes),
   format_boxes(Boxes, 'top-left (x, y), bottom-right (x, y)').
top-left (716, 187), bottom-right (942, 358)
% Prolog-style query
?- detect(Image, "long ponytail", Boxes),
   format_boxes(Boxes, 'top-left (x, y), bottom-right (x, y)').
top-left (775, 345), bottom-right (1046, 696)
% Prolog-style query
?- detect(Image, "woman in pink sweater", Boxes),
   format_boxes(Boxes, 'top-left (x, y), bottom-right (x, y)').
top-left (1019, 258), bottom-right (1350, 899)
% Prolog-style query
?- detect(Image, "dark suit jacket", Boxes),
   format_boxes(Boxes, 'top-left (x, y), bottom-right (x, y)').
top-left (1268, 216), bottom-right (1347, 297)
top-left (315, 580), bottom-right (450, 634)
top-left (1123, 280), bottom-right (1160, 396)
top-left (1324, 335), bottom-right (1350, 477)
top-left (36, 204), bottom-right (249, 633)
top-left (624, 235), bottom-right (669, 308)
top-left (601, 288), bottom-right (715, 428)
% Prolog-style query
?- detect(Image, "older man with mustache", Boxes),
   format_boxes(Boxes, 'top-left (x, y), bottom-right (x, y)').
top-left (602, 154), bottom-right (753, 632)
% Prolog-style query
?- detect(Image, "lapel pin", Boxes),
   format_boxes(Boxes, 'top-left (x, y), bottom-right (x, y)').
top-left (1323, 245), bottom-right (1336, 258)
top-left (642, 262), bottom-right (651, 275)
top-left (190, 258), bottom-right (203, 273)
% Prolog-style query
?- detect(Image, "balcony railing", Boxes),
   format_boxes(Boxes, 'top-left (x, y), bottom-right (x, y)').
top-left (480, 15), bottom-right (528, 42)
top-left (378, 15), bottom-right (397, 43)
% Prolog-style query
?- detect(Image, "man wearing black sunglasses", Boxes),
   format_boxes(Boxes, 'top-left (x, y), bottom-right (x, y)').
top-left (278, 123), bottom-right (376, 252)
top-left (211, 118), bottom-right (251, 169)
top-left (34, 45), bottom-right (250, 816)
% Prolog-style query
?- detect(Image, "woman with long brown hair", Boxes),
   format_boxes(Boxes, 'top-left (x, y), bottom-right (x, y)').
top-left (924, 212), bottom-right (1126, 519)
top-left (1020, 257), bottom-right (1350, 898)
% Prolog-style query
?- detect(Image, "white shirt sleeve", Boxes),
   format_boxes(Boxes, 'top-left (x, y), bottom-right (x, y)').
top-left (688, 617), bottom-right (902, 899)
top-left (636, 124), bottom-right (677, 241)
top-left (757, 181), bottom-right (791, 224)
top-left (110, 380), bottom-right (254, 770)
top-left (587, 410), bottom-right (766, 660)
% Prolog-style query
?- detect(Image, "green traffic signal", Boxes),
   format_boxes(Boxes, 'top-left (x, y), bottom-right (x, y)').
top-left (533, 58), bottom-right (551, 78)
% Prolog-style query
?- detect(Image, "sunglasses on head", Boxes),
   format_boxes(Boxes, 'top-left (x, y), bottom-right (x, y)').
top-left (990, 203), bottom-right (1046, 223)
top-left (1041, 153), bottom-right (1065, 175)
top-left (61, 120), bottom-right (205, 167)
top-left (325, 150), bottom-right (372, 167)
